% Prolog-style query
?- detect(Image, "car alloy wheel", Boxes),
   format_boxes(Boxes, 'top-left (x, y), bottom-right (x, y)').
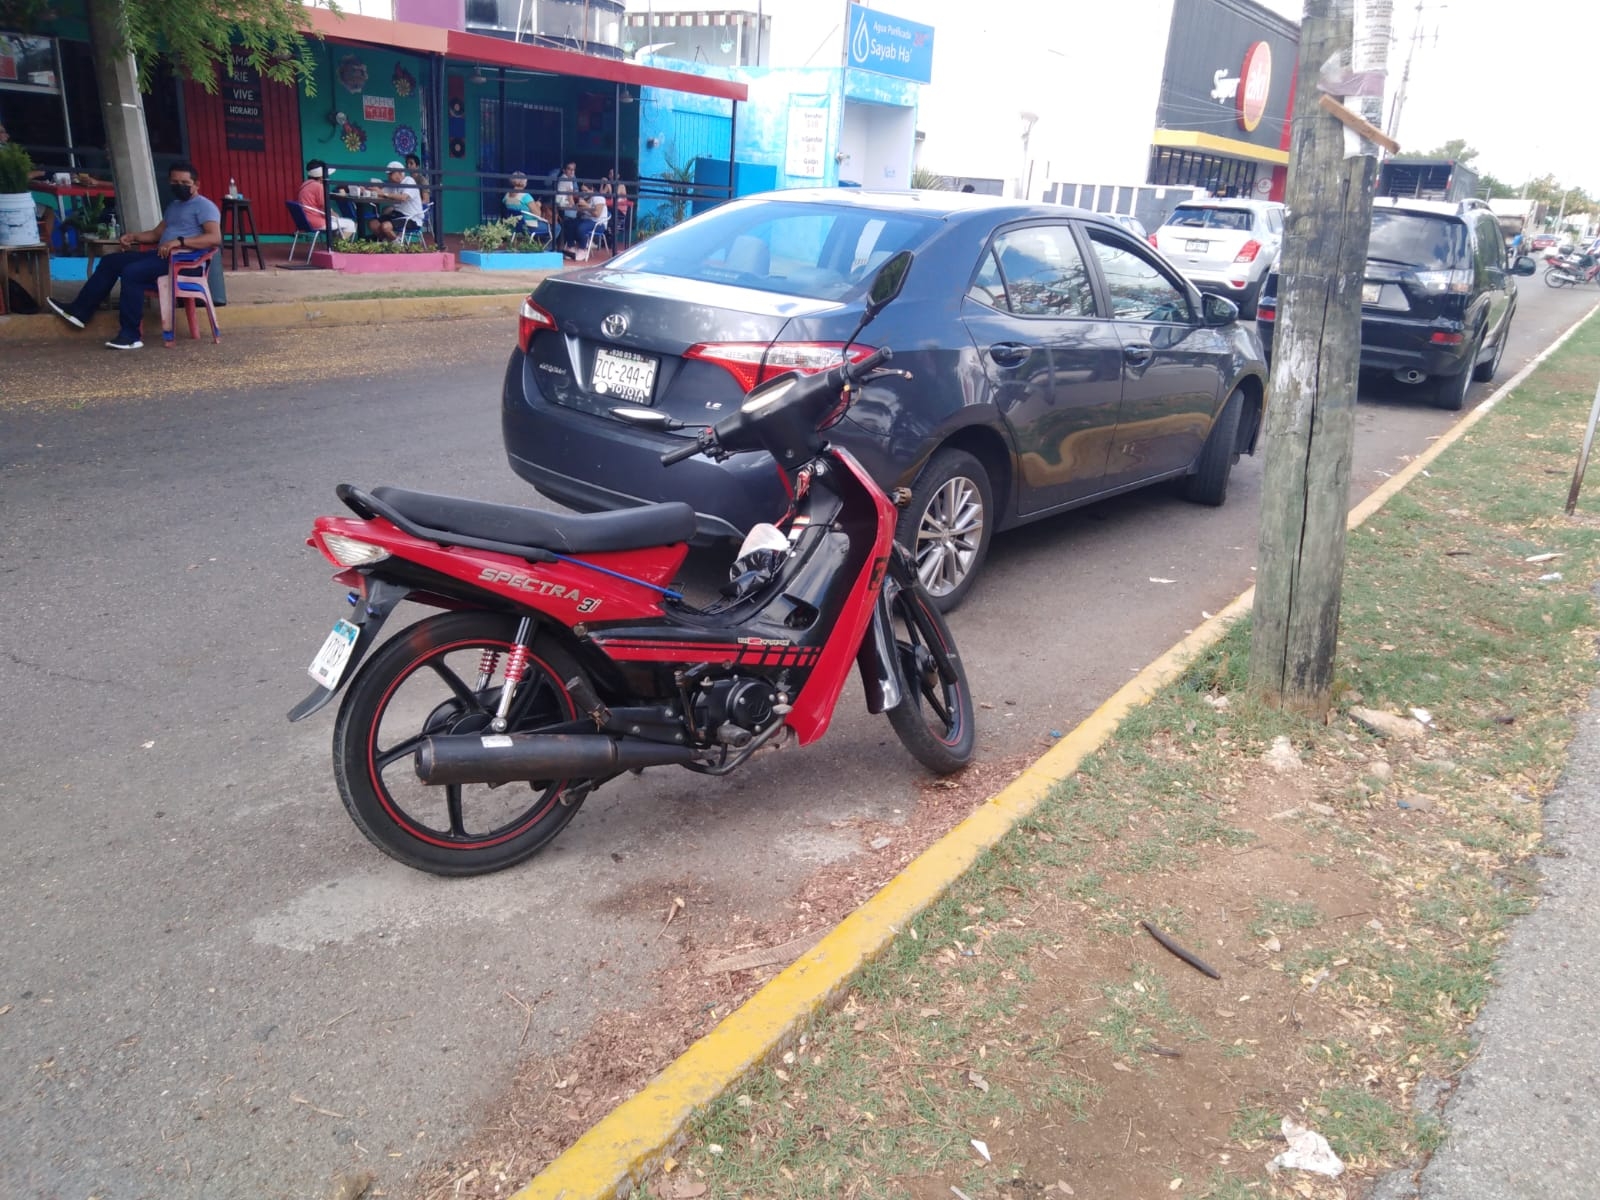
top-left (897, 448), bottom-right (993, 614)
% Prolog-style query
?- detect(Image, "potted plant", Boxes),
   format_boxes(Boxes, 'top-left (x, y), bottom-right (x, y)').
top-left (0, 141), bottom-right (40, 247)
top-left (310, 234), bottom-right (456, 274)
top-left (457, 217), bottom-right (563, 271)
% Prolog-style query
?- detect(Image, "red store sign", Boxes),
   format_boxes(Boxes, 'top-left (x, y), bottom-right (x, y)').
top-left (1237, 41), bottom-right (1272, 133)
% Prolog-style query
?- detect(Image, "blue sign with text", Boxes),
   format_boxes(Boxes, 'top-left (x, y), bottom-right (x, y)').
top-left (847, 6), bottom-right (934, 84)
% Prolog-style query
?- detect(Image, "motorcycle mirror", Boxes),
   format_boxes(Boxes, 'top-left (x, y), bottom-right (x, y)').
top-left (863, 250), bottom-right (914, 319)
top-left (612, 407), bottom-right (682, 430)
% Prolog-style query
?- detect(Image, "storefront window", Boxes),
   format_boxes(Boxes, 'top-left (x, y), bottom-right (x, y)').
top-left (1148, 147), bottom-right (1258, 198)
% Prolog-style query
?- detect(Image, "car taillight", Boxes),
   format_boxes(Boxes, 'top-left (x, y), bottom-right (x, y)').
top-left (1413, 269), bottom-right (1473, 295)
top-left (1429, 330), bottom-right (1464, 345)
top-left (1233, 239), bottom-right (1262, 263)
top-left (1256, 297), bottom-right (1276, 322)
top-left (517, 297), bottom-right (558, 352)
top-left (684, 342), bottom-right (875, 394)
top-left (1148, 233), bottom-right (1159, 248)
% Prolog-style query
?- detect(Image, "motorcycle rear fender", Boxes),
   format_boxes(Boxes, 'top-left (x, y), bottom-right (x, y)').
top-left (286, 578), bottom-right (410, 722)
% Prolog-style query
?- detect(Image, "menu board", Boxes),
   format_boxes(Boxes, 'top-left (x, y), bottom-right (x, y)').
top-left (224, 49), bottom-right (265, 153)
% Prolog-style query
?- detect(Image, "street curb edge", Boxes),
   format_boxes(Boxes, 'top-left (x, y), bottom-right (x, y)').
top-left (0, 291), bottom-right (527, 344)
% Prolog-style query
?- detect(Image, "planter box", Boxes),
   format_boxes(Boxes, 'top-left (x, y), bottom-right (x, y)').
top-left (309, 249), bottom-right (456, 274)
top-left (459, 249), bottom-right (565, 271)
top-left (51, 257), bottom-right (90, 281)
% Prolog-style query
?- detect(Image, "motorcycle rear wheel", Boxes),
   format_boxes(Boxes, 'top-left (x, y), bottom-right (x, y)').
top-left (332, 611), bottom-right (594, 876)
top-left (884, 582), bottom-right (976, 775)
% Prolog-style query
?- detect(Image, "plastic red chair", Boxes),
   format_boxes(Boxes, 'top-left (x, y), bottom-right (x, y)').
top-left (147, 249), bottom-right (221, 346)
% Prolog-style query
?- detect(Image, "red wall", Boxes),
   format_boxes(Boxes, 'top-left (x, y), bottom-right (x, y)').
top-left (182, 74), bottom-right (304, 236)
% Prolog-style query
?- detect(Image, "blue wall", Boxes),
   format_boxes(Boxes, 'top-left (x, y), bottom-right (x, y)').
top-left (633, 59), bottom-right (918, 229)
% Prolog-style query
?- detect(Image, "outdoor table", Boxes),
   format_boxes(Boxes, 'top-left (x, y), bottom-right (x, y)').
top-left (33, 180), bottom-right (116, 221)
top-left (332, 190), bottom-right (386, 240)
top-left (0, 242), bottom-right (51, 315)
top-left (83, 235), bottom-right (123, 274)
top-left (220, 196), bottom-right (265, 270)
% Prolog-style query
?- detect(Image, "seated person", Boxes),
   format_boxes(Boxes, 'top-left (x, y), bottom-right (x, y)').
top-left (574, 186), bottom-right (608, 253)
top-left (555, 162), bottom-right (580, 246)
top-left (404, 154), bottom-right (430, 205)
top-left (502, 171), bottom-right (551, 242)
top-left (367, 161), bottom-right (423, 242)
top-left (46, 160), bottom-right (220, 351)
top-left (295, 160), bottom-right (355, 239)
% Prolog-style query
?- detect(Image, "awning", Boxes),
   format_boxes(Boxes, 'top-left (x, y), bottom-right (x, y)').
top-left (300, 8), bottom-right (746, 103)
top-left (446, 29), bottom-right (747, 102)
top-left (1150, 129), bottom-right (1290, 167)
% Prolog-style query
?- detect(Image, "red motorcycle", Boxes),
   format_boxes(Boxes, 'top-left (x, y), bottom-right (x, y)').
top-left (1543, 249), bottom-right (1600, 287)
top-left (289, 252), bottom-right (974, 876)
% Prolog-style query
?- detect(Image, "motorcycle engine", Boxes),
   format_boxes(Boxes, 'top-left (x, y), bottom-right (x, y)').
top-left (697, 676), bottom-right (777, 745)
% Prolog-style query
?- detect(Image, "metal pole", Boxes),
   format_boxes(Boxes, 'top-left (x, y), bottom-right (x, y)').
top-left (1566, 376), bottom-right (1600, 514)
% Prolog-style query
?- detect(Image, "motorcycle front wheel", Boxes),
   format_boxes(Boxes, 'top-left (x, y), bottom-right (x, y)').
top-left (884, 582), bottom-right (976, 775)
top-left (331, 611), bottom-right (595, 876)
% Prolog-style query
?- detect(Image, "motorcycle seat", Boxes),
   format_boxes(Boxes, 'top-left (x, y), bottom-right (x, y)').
top-left (367, 486), bottom-right (698, 555)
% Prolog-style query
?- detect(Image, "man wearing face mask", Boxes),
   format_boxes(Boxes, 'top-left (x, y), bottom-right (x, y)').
top-left (47, 161), bottom-right (221, 350)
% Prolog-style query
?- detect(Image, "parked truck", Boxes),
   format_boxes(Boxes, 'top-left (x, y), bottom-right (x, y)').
top-left (1376, 158), bottom-right (1479, 202)
top-left (1488, 197), bottom-right (1547, 246)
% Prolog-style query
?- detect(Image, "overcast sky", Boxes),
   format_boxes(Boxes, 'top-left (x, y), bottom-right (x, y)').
top-left (625, 0), bottom-right (1592, 193)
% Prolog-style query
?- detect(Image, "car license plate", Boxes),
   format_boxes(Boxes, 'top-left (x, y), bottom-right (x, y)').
top-left (1361, 281), bottom-right (1381, 304)
top-left (308, 619), bottom-right (360, 690)
top-left (592, 348), bottom-right (657, 404)
top-left (1185, 239), bottom-right (1209, 253)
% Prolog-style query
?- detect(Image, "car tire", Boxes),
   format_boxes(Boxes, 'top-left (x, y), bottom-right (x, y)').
top-left (1433, 334), bottom-right (1481, 411)
top-left (1472, 321), bottom-right (1509, 383)
top-left (896, 449), bottom-right (993, 615)
top-left (1236, 280), bottom-right (1262, 319)
top-left (1183, 387), bottom-right (1244, 507)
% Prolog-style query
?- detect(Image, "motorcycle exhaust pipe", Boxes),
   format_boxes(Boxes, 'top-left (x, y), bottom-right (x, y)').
top-left (415, 732), bottom-right (703, 785)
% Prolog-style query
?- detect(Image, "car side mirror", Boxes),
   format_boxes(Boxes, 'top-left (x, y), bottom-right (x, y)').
top-left (1511, 255), bottom-right (1537, 276)
top-left (864, 250), bottom-right (913, 318)
top-left (1201, 293), bottom-right (1239, 326)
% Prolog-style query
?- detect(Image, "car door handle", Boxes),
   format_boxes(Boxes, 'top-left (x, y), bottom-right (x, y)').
top-left (988, 342), bottom-right (1031, 367)
top-left (1123, 343), bottom-right (1154, 366)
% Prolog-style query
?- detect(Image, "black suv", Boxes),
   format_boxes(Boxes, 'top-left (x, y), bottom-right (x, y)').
top-left (1256, 198), bottom-right (1536, 409)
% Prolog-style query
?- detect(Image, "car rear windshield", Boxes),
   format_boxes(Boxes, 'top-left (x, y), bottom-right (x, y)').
top-left (608, 200), bottom-right (940, 300)
top-left (1367, 210), bottom-right (1470, 270)
top-left (1167, 206), bottom-right (1254, 231)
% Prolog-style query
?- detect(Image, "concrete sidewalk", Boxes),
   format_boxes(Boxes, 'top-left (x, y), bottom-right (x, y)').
top-left (0, 238), bottom-right (598, 344)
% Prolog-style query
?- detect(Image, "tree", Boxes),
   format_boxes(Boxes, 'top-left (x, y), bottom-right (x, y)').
top-left (1, 0), bottom-right (323, 230)
top-left (1395, 138), bottom-right (1479, 164)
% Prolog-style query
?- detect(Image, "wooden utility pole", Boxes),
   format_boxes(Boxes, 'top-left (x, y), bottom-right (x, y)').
top-left (1248, 0), bottom-right (1391, 715)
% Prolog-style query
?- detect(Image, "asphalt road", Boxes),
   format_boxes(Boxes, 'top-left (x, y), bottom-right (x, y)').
top-left (2, 280), bottom-right (1594, 1200)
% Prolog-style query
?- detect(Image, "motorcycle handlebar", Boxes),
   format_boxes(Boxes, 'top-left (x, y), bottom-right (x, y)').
top-left (661, 435), bottom-right (706, 466)
top-left (828, 346), bottom-right (893, 390)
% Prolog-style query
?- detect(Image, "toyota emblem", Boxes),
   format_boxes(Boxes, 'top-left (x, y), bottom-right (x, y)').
top-left (601, 313), bottom-right (629, 338)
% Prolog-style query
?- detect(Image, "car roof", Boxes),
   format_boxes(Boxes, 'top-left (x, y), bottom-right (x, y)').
top-left (732, 187), bottom-right (1124, 229)
top-left (1168, 197), bottom-right (1283, 211)
top-left (1372, 196), bottom-right (1486, 220)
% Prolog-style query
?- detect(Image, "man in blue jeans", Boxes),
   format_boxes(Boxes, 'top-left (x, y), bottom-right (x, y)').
top-left (48, 160), bottom-right (221, 350)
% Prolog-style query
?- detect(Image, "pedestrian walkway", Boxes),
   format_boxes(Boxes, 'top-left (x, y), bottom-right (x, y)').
top-left (1, 237), bottom-right (612, 344)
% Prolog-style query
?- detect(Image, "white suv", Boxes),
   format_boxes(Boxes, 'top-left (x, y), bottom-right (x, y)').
top-left (1151, 198), bottom-right (1285, 318)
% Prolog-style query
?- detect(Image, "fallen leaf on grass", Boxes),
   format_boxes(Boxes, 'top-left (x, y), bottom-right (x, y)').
top-left (971, 1138), bottom-right (991, 1162)
top-left (968, 1070), bottom-right (990, 1093)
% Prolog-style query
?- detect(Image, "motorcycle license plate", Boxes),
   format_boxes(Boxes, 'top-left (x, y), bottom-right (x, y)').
top-left (308, 619), bottom-right (360, 690)
top-left (1185, 239), bottom-right (1208, 253)
top-left (592, 348), bottom-right (657, 404)
top-left (1361, 282), bottom-right (1381, 304)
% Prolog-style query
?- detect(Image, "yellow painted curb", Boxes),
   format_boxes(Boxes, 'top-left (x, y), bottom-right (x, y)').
top-left (511, 298), bottom-right (1600, 1200)
top-left (0, 292), bottom-right (526, 344)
